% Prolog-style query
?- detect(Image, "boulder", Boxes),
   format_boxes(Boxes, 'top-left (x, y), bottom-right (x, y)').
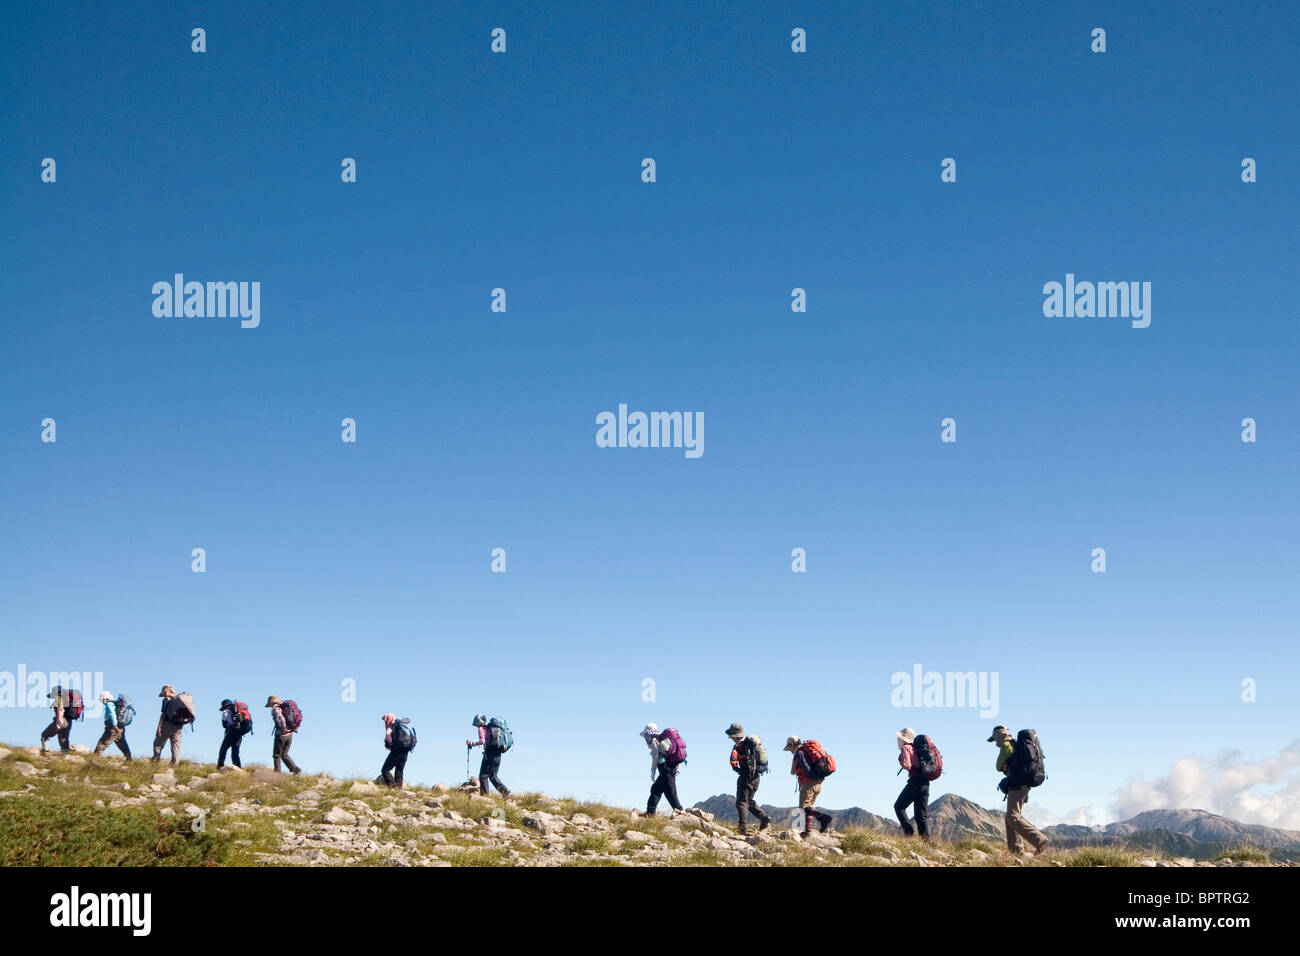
top-left (522, 812), bottom-right (566, 835)
top-left (622, 830), bottom-right (654, 845)
top-left (323, 807), bottom-right (357, 826)
top-left (151, 772), bottom-right (176, 787)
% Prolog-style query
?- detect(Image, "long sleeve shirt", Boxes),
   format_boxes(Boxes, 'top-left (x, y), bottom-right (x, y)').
top-left (272, 705), bottom-right (289, 736)
top-left (102, 701), bottom-right (117, 728)
top-left (996, 741), bottom-right (1013, 774)
top-left (898, 743), bottom-right (920, 779)
top-left (646, 735), bottom-right (672, 777)
top-left (791, 749), bottom-right (815, 785)
top-left (468, 725), bottom-right (488, 748)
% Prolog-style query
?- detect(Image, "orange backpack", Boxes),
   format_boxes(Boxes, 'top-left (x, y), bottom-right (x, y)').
top-left (801, 739), bottom-right (836, 778)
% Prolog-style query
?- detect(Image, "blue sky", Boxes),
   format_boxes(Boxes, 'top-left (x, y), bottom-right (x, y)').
top-left (2, 1), bottom-right (1298, 825)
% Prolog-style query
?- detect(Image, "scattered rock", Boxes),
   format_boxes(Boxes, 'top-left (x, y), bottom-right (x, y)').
top-left (622, 830), bottom-right (655, 845)
top-left (151, 772), bottom-right (176, 787)
top-left (323, 806), bottom-right (357, 826)
top-left (349, 781), bottom-right (384, 796)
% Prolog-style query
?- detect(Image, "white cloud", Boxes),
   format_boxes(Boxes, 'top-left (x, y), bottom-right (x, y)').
top-left (1110, 739), bottom-right (1300, 830)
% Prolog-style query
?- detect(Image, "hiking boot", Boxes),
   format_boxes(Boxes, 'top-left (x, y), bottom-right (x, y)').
top-left (758, 816), bottom-right (771, 832)
top-left (737, 825), bottom-right (750, 836)
top-left (819, 813), bottom-right (834, 833)
top-left (1034, 838), bottom-right (1052, 856)
top-left (292, 766), bottom-right (302, 775)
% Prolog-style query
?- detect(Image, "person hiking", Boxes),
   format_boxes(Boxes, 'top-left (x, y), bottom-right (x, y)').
top-left (267, 695), bottom-right (302, 774)
top-left (378, 713), bottom-right (416, 788)
top-left (151, 685), bottom-right (190, 765)
top-left (39, 686), bottom-right (76, 753)
top-left (218, 699), bottom-right (251, 769)
top-left (784, 736), bottom-right (833, 837)
top-left (893, 727), bottom-right (930, 839)
top-left (466, 714), bottom-right (511, 797)
top-left (727, 723), bottom-right (771, 835)
top-left (91, 690), bottom-right (131, 760)
top-left (640, 722), bottom-right (685, 816)
top-left (989, 724), bottom-right (1050, 856)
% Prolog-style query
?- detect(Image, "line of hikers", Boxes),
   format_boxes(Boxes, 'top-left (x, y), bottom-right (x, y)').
top-left (37, 686), bottom-right (1049, 855)
top-left (35, 685), bottom-right (513, 796)
top-left (638, 721), bottom-right (1050, 854)
top-left (38, 685), bottom-right (305, 773)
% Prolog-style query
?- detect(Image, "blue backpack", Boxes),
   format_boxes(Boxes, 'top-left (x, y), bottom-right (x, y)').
top-left (115, 695), bottom-right (135, 727)
top-left (487, 717), bottom-right (513, 753)
top-left (392, 719), bottom-right (417, 752)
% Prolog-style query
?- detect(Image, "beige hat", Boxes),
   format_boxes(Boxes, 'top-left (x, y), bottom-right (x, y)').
top-left (265, 695), bottom-right (282, 707)
top-left (159, 685), bottom-right (175, 698)
top-left (783, 736), bottom-right (802, 752)
top-left (896, 727), bottom-right (916, 745)
top-left (99, 691), bottom-right (114, 702)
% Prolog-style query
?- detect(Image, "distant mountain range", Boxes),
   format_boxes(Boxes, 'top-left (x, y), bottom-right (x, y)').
top-left (693, 793), bottom-right (1300, 861)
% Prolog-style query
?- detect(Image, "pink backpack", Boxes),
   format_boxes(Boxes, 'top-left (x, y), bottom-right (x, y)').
top-left (659, 728), bottom-right (687, 765)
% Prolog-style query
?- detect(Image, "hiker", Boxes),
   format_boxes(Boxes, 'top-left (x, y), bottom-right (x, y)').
top-left (152, 685), bottom-right (193, 765)
top-left (379, 713), bottom-right (416, 788)
top-left (218, 699), bottom-right (252, 768)
top-left (893, 727), bottom-right (931, 839)
top-left (989, 725), bottom-right (1050, 856)
top-left (640, 722), bottom-right (686, 816)
top-left (39, 685), bottom-right (79, 753)
top-left (726, 723), bottom-right (771, 835)
top-left (466, 714), bottom-right (510, 797)
top-left (91, 691), bottom-right (132, 760)
top-left (267, 695), bottom-right (302, 774)
top-left (784, 736), bottom-right (834, 836)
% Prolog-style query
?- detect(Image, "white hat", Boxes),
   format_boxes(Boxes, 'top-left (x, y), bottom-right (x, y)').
top-left (641, 722), bottom-right (659, 737)
top-left (99, 691), bottom-right (114, 702)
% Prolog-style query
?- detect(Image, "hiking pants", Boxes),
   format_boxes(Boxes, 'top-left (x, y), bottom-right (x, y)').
top-left (479, 750), bottom-right (508, 795)
top-left (798, 781), bottom-right (832, 833)
top-left (218, 730), bottom-right (243, 768)
top-left (93, 725), bottom-right (131, 759)
top-left (40, 719), bottom-right (71, 752)
top-left (381, 749), bottom-right (408, 787)
top-left (273, 733), bottom-right (299, 773)
top-left (152, 718), bottom-right (183, 765)
top-left (1005, 786), bottom-right (1047, 854)
top-left (647, 764), bottom-right (683, 813)
top-left (894, 777), bottom-right (930, 837)
top-left (735, 774), bottom-right (769, 830)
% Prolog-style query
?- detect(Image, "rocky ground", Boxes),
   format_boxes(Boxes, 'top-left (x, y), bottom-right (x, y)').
top-left (0, 744), bottom-right (1285, 867)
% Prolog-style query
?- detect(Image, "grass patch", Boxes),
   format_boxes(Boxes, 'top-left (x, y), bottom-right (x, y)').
top-left (0, 797), bottom-right (231, 866)
top-left (1059, 846), bottom-right (1144, 867)
top-left (1214, 844), bottom-right (1270, 864)
top-left (569, 833), bottom-right (611, 853)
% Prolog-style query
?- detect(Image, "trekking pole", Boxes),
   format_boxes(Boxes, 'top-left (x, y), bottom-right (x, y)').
top-left (466, 744), bottom-right (470, 784)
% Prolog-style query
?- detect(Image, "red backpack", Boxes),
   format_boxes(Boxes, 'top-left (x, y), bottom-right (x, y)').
top-left (658, 728), bottom-right (687, 766)
top-left (800, 740), bottom-right (836, 777)
top-left (52, 687), bottom-right (84, 720)
top-left (280, 700), bottom-right (303, 732)
top-left (913, 734), bottom-right (943, 781)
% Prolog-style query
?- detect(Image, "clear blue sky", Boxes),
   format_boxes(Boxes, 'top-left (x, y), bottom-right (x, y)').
top-left (2, 1), bottom-right (1297, 824)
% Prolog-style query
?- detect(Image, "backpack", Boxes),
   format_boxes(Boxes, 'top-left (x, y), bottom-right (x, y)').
top-left (658, 728), bottom-right (687, 766)
top-left (115, 695), bottom-right (135, 727)
top-left (800, 739), bottom-right (836, 778)
top-left (743, 736), bottom-right (769, 775)
top-left (392, 719), bottom-right (417, 752)
top-left (487, 717), bottom-right (512, 753)
top-left (280, 700), bottom-right (303, 732)
top-left (1007, 729), bottom-right (1046, 788)
top-left (913, 734), bottom-right (943, 781)
top-left (234, 701), bottom-right (253, 736)
top-left (50, 687), bottom-right (84, 720)
top-left (167, 693), bottom-right (196, 726)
